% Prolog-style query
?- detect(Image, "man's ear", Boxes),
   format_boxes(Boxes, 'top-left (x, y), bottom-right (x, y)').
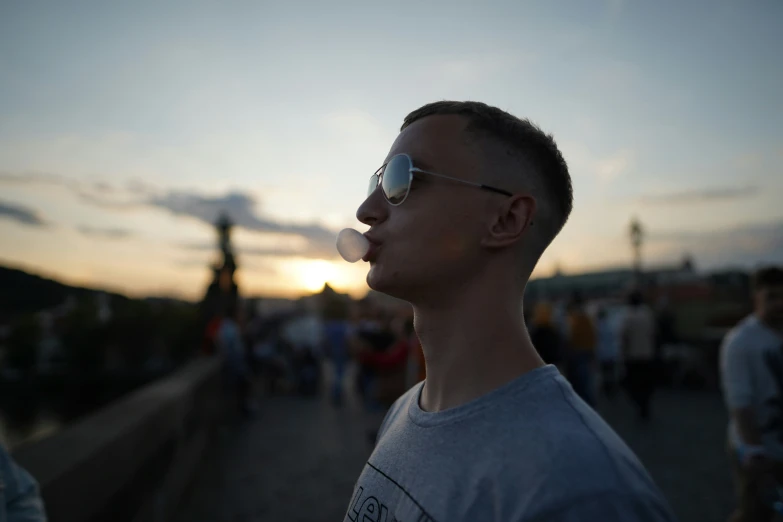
top-left (481, 194), bottom-right (536, 248)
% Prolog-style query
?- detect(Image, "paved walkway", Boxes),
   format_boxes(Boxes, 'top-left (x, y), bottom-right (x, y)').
top-left (176, 364), bottom-right (735, 522)
top-left (176, 364), bottom-right (372, 522)
top-left (597, 389), bottom-right (734, 522)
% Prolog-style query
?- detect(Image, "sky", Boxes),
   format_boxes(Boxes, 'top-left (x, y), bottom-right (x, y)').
top-left (0, 0), bottom-right (781, 301)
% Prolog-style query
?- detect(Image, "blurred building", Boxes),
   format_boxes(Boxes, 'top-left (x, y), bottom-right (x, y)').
top-left (526, 259), bottom-right (700, 303)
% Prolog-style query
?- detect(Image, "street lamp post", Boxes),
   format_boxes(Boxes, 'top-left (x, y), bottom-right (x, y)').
top-left (629, 217), bottom-right (644, 286)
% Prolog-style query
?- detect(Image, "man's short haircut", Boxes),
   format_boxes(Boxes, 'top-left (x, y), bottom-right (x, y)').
top-left (401, 101), bottom-right (574, 241)
top-left (753, 266), bottom-right (783, 291)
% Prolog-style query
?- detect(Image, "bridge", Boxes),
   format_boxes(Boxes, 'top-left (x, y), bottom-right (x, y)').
top-left (13, 358), bottom-right (735, 522)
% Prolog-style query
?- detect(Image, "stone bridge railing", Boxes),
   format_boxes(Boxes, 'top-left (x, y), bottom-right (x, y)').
top-left (13, 357), bottom-right (223, 522)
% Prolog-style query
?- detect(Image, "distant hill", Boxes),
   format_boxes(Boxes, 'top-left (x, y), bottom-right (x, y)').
top-left (0, 266), bottom-right (126, 320)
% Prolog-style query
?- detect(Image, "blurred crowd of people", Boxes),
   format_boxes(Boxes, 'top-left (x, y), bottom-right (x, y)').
top-left (197, 285), bottom-right (680, 433)
top-left (527, 289), bottom-right (665, 422)
top-left (193, 265), bottom-right (783, 520)
top-left (201, 286), bottom-right (674, 434)
top-left (201, 297), bottom-right (423, 428)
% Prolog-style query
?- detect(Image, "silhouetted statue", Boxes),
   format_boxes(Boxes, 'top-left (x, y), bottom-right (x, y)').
top-left (199, 213), bottom-right (240, 354)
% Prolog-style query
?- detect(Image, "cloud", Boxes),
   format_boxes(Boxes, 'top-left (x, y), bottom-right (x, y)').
top-left (637, 185), bottom-right (759, 205)
top-left (649, 220), bottom-right (783, 269)
top-left (0, 171), bottom-right (136, 211)
top-left (83, 187), bottom-right (339, 257)
top-left (182, 240), bottom-right (334, 260)
top-left (595, 149), bottom-right (634, 182)
top-left (0, 200), bottom-right (48, 227)
top-left (92, 182), bottom-right (114, 193)
top-left (0, 171), bottom-right (79, 190)
top-left (0, 171), bottom-right (340, 259)
top-left (150, 191), bottom-right (338, 259)
top-left (76, 191), bottom-right (139, 210)
top-left (77, 225), bottom-right (134, 239)
top-left (126, 178), bottom-right (157, 196)
top-left (558, 143), bottom-right (635, 182)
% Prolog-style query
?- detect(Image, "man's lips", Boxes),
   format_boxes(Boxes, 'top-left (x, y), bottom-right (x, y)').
top-left (362, 235), bottom-right (382, 262)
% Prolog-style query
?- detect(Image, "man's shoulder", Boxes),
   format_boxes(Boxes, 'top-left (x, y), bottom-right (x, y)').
top-left (494, 380), bottom-right (655, 485)
top-left (485, 404), bottom-right (672, 520)
top-left (370, 376), bottom-right (674, 520)
top-left (394, 383), bottom-right (421, 410)
top-left (377, 383), bottom-right (421, 437)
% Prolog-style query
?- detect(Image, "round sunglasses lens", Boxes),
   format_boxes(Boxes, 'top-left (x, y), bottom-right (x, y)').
top-left (368, 174), bottom-right (379, 197)
top-left (382, 155), bottom-right (411, 204)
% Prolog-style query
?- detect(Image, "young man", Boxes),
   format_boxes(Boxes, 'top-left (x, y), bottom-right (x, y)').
top-left (344, 101), bottom-right (675, 521)
top-left (597, 307), bottom-right (620, 398)
top-left (621, 290), bottom-right (658, 421)
top-left (720, 266), bottom-right (783, 522)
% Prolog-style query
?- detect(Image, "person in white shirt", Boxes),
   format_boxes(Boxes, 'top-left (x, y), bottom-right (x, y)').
top-left (720, 266), bottom-right (783, 522)
top-left (620, 290), bottom-right (657, 421)
top-left (597, 307), bottom-right (620, 398)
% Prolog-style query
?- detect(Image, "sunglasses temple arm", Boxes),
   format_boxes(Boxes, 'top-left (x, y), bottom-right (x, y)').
top-left (413, 168), bottom-right (512, 196)
top-left (480, 185), bottom-right (514, 197)
top-left (411, 168), bottom-right (481, 188)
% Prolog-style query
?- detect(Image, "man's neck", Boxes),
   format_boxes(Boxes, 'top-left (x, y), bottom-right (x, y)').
top-left (413, 281), bottom-right (544, 413)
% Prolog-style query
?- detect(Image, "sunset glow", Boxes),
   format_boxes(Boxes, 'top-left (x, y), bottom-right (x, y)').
top-left (298, 260), bottom-right (338, 293)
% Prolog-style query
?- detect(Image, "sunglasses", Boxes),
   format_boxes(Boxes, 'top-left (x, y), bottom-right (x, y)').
top-left (368, 153), bottom-right (514, 206)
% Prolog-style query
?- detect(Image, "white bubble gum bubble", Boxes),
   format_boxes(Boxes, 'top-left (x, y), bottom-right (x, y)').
top-left (336, 228), bottom-right (370, 263)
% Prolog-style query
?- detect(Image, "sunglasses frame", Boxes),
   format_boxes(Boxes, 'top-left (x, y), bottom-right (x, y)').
top-left (368, 153), bottom-right (514, 206)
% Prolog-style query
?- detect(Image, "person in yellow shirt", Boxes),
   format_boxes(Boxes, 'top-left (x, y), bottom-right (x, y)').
top-left (529, 302), bottom-right (564, 372)
top-left (566, 292), bottom-right (597, 406)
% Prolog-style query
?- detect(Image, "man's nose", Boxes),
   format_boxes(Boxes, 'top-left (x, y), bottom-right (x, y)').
top-left (356, 187), bottom-right (388, 227)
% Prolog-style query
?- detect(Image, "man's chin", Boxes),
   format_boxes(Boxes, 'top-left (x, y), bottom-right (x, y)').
top-left (366, 266), bottom-right (388, 293)
top-left (367, 268), bottom-right (424, 304)
top-left (366, 267), bottom-right (403, 299)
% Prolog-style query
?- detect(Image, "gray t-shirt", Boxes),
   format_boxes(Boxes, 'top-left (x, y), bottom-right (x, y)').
top-left (720, 315), bottom-right (783, 460)
top-left (344, 365), bottom-right (674, 522)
